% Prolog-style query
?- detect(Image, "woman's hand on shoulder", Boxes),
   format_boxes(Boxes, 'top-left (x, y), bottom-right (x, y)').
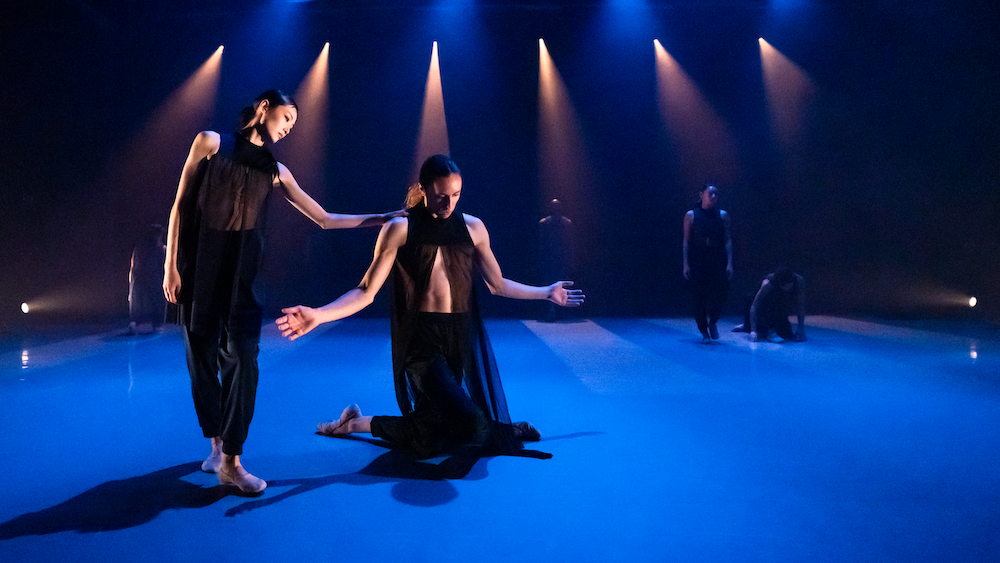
top-left (382, 209), bottom-right (409, 221)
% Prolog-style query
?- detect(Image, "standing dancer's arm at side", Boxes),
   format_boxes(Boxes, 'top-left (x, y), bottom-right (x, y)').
top-left (682, 210), bottom-right (693, 280)
top-left (163, 131), bottom-right (221, 304)
top-left (722, 209), bottom-right (733, 280)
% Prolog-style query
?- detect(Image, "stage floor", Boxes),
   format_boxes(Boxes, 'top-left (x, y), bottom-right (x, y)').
top-left (1, 316), bottom-right (998, 562)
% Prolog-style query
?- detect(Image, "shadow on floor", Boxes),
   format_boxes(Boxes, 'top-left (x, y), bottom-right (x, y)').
top-left (225, 440), bottom-right (559, 516)
top-left (0, 433), bottom-right (596, 533)
top-left (0, 462), bottom-right (227, 539)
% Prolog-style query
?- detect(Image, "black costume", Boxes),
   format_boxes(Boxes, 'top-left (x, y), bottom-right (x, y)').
top-left (176, 132), bottom-right (276, 456)
top-left (369, 203), bottom-right (522, 458)
top-left (687, 205), bottom-right (729, 336)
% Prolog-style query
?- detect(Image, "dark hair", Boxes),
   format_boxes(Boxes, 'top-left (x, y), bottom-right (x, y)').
top-left (692, 183), bottom-right (718, 209)
top-left (239, 89), bottom-right (297, 129)
top-left (406, 155), bottom-right (461, 209)
top-left (773, 266), bottom-right (795, 287)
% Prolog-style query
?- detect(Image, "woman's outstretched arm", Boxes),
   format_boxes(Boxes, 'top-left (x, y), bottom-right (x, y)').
top-left (274, 163), bottom-right (405, 229)
top-left (275, 218), bottom-right (407, 340)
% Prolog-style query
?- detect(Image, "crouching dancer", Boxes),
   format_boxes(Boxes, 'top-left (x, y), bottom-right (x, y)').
top-left (276, 155), bottom-right (584, 458)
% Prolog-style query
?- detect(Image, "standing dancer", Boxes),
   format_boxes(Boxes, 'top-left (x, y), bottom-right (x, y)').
top-left (682, 184), bottom-right (733, 343)
top-left (163, 90), bottom-right (400, 493)
top-left (128, 224), bottom-right (168, 335)
top-left (277, 155), bottom-right (584, 458)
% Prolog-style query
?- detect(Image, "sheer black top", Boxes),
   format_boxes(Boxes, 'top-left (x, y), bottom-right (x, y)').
top-left (389, 203), bottom-right (521, 453)
top-left (177, 132), bottom-right (278, 338)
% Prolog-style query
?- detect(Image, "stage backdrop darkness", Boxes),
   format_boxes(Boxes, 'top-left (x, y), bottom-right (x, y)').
top-left (2, 0), bottom-right (998, 331)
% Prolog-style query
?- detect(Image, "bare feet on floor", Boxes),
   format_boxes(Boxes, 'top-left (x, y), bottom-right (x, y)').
top-left (218, 456), bottom-right (266, 494)
top-left (513, 421), bottom-right (541, 441)
top-left (317, 404), bottom-right (361, 436)
top-left (201, 436), bottom-right (224, 473)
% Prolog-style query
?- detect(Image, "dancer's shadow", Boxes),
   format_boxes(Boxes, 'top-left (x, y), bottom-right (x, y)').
top-left (0, 462), bottom-right (227, 539)
top-left (225, 438), bottom-right (556, 517)
top-left (0, 435), bottom-right (597, 532)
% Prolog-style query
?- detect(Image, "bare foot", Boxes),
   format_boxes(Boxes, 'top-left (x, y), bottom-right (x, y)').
top-left (317, 404), bottom-right (361, 436)
top-left (201, 436), bottom-right (224, 473)
top-left (513, 421), bottom-right (541, 441)
top-left (218, 456), bottom-right (266, 494)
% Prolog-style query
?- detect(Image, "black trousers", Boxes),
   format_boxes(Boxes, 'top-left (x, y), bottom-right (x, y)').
top-left (183, 326), bottom-right (259, 456)
top-left (689, 273), bottom-right (728, 334)
top-left (371, 313), bottom-right (489, 458)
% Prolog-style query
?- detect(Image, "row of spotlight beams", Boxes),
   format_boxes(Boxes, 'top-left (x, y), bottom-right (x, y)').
top-left (150, 38), bottom-right (789, 193)
top-left (200, 37), bottom-right (805, 57)
top-left (186, 38), bottom-right (808, 79)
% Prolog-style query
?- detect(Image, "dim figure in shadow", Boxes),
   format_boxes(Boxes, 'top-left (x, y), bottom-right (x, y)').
top-left (683, 184), bottom-right (732, 343)
top-left (277, 155), bottom-right (584, 459)
top-left (128, 224), bottom-right (168, 335)
top-left (163, 90), bottom-right (403, 494)
top-left (539, 198), bottom-right (574, 322)
top-left (733, 267), bottom-right (807, 342)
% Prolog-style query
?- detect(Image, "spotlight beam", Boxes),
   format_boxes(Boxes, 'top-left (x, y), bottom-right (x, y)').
top-left (759, 37), bottom-right (815, 151)
top-left (285, 42), bottom-right (331, 191)
top-left (654, 40), bottom-right (738, 187)
top-left (412, 41), bottom-right (450, 182)
top-left (114, 46), bottom-right (223, 206)
top-left (538, 39), bottom-right (594, 221)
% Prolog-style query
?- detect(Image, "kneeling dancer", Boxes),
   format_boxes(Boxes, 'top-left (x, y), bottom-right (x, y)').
top-left (277, 155), bottom-right (584, 457)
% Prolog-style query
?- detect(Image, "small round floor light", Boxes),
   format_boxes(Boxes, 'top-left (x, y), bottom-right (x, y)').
top-left (21, 302), bottom-right (30, 314)
top-left (969, 297), bottom-right (977, 308)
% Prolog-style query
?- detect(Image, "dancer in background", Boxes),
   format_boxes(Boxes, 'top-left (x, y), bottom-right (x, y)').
top-left (277, 155), bottom-right (584, 458)
top-left (163, 90), bottom-right (402, 494)
top-left (128, 224), bottom-right (167, 335)
top-left (539, 198), bottom-right (574, 322)
top-left (682, 184), bottom-right (732, 343)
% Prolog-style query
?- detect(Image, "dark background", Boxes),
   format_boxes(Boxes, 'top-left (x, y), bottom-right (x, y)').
top-left (2, 0), bottom-right (998, 330)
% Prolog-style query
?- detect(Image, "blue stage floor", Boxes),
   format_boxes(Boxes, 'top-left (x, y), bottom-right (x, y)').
top-left (1, 316), bottom-right (998, 562)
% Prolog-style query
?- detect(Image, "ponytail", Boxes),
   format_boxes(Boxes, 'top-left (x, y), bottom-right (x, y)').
top-left (405, 183), bottom-right (424, 210)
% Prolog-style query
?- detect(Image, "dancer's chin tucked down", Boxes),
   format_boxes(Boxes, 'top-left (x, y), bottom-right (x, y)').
top-left (277, 155), bottom-right (585, 458)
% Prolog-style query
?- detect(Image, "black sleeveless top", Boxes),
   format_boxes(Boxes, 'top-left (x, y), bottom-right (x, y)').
top-left (688, 205), bottom-right (727, 271)
top-left (388, 204), bottom-right (521, 453)
top-left (177, 132), bottom-right (278, 337)
top-left (393, 203), bottom-right (476, 315)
